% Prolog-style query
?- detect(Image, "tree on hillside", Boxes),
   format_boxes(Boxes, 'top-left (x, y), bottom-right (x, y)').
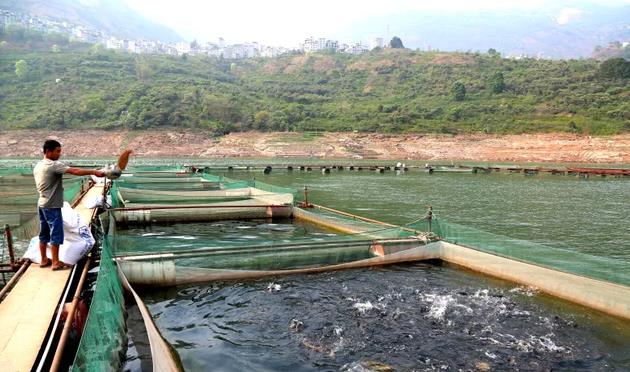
top-left (15, 60), bottom-right (28, 80)
top-left (599, 57), bottom-right (630, 78)
top-left (5, 24), bottom-right (26, 41)
top-left (389, 36), bottom-right (404, 49)
top-left (254, 110), bottom-right (270, 130)
top-left (487, 48), bottom-right (500, 57)
top-left (135, 57), bottom-right (154, 80)
top-left (451, 82), bottom-right (466, 101)
top-left (90, 43), bottom-right (103, 55)
top-left (490, 72), bottom-right (505, 93)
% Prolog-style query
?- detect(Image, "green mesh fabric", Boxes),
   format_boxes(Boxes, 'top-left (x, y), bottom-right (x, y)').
top-left (300, 206), bottom-right (419, 239)
top-left (0, 170), bottom-right (85, 238)
top-left (63, 178), bottom-right (84, 203)
top-left (72, 235), bottom-right (126, 371)
top-left (110, 182), bottom-right (124, 208)
top-left (221, 178), bottom-right (297, 199)
top-left (415, 219), bottom-right (630, 287)
top-left (110, 203), bottom-right (429, 273)
top-left (0, 167), bottom-right (32, 176)
top-left (126, 165), bottom-right (185, 172)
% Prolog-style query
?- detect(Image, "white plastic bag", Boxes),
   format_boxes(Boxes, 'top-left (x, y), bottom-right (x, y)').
top-left (83, 194), bottom-right (112, 209)
top-left (23, 202), bottom-right (95, 265)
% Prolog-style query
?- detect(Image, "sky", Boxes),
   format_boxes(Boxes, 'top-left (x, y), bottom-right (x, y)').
top-left (123, 0), bottom-right (630, 46)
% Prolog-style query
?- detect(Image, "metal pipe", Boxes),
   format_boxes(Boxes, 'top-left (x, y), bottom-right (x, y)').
top-left (50, 257), bottom-right (91, 372)
top-left (112, 204), bottom-right (290, 211)
top-left (115, 237), bottom-right (424, 262)
top-left (0, 261), bottom-right (30, 301)
top-left (118, 237), bottom-right (379, 259)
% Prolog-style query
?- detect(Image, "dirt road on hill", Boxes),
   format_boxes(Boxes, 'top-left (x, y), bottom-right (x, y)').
top-left (1, 130), bottom-right (629, 164)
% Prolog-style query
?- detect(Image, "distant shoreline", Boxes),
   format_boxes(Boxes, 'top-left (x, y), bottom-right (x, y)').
top-left (1, 130), bottom-right (629, 164)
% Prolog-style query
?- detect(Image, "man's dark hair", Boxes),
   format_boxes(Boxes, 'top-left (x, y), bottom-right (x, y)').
top-left (43, 139), bottom-right (61, 153)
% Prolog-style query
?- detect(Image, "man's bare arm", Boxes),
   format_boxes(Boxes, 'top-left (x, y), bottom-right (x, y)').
top-left (66, 167), bottom-right (105, 177)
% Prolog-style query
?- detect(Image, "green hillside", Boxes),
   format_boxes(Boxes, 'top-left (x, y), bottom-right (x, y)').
top-left (1, 37), bottom-right (629, 135)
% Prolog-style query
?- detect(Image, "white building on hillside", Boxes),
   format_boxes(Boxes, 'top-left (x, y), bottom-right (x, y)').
top-left (369, 37), bottom-right (384, 50)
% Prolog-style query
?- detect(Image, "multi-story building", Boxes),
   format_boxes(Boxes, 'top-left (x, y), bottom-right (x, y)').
top-left (369, 37), bottom-right (384, 50)
top-left (303, 37), bottom-right (339, 53)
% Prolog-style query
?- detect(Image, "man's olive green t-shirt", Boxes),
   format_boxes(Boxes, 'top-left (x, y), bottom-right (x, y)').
top-left (33, 159), bottom-right (69, 208)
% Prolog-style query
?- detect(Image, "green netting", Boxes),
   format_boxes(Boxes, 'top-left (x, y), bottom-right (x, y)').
top-left (63, 178), bottom-right (84, 203)
top-left (109, 174), bottom-right (295, 210)
top-left (418, 219), bottom-right (630, 287)
top-left (0, 175), bottom-right (36, 186)
top-left (116, 186), bottom-right (254, 204)
top-left (199, 173), bottom-right (224, 182)
top-left (125, 165), bottom-right (185, 172)
top-left (117, 177), bottom-right (220, 185)
top-left (0, 167), bottom-right (33, 176)
top-left (222, 178), bottom-right (297, 198)
top-left (301, 206), bottom-right (420, 239)
top-left (110, 182), bottom-right (124, 208)
top-left (124, 171), bottom-right (195, 178)
top-left (115, 181), bottom-right (221, 191)
top-left (0, 191), bottom-right (38, 205)
top-left (72, 234), bottom-right (126, 371)
top-left (110, 234), bottom-right (381, 271)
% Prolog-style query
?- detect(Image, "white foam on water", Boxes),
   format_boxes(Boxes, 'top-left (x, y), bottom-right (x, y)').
top-left (509, 286), bottom-right (539, 297)
top-left (353, 301), bottom-right (375, 314)
top-left (267, 282), bottom-right (281, 292)
top-left (516, 338), bottom-right (534, 352)
top-left (169, 235), bottom-right (197, 240)
top-left (141, 232), bottom-right (166, 236)
top-left (421, 293), bottom-right (455, 321)
top-left (339, 361), bottom-right (371, 372)
top-left (533, 334), bottom-right (568, 353)
top-left (329, 326), bottom-right (345, 356)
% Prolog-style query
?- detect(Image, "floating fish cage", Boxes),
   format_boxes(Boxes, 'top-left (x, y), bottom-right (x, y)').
top-left (105, 168), bottom-right (437, 286)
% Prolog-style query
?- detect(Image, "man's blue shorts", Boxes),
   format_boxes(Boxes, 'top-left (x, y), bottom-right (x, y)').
top-left (38, 207), bottom-right (64, 245)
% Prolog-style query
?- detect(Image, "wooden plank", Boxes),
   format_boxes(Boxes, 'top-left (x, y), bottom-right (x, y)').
top-left (0, 184), bottom-right (103, 371)
top-left (0, 260), bottom-right (71, 371)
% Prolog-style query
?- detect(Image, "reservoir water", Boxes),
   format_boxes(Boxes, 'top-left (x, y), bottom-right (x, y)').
top-left (125, 166), bottom-right (629, 371)
top-left (2, 160), bottom-right (629, 370)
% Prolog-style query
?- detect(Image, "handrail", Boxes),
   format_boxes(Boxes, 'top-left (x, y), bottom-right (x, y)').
top-left (0, 261), bottom-right (30, 301)
top-left (50, 257), bottom-right (91, 372)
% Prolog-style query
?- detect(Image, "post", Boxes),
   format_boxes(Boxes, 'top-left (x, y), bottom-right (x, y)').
top-left (4, 224), bottom-right (16, 269)
top-left (299, 186), bottom-right (313, 208)
top-left (426, 206), bottom-right (433, 232)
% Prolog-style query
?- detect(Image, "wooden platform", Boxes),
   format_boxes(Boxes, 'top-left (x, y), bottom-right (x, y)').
top-left (0, 184), bottom-right (103, 372)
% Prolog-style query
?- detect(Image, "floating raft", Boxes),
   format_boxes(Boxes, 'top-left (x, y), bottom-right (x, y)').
top-left (0, 184), bottom-right (102, 372)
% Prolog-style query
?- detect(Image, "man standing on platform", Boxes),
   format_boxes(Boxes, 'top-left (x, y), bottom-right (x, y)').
top-left (33, 139), bottom-right (105, 270)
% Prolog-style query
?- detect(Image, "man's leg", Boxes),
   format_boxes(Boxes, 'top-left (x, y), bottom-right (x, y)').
top-left (39, 241), bottom-right (51, 267)
top-left (47, 208), bottom-right (65, 269)
top-left (50, 243), bottom-right (60, 267)
top-left (38, 207), bottom-right (51, 267)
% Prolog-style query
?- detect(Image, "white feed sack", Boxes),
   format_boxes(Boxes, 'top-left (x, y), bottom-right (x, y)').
top-left (23, 202), bottom-right (95, 265)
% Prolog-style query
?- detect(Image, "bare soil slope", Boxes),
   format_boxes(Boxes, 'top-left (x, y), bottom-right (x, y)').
top-left (2, 130), bottom-right (629, 164)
